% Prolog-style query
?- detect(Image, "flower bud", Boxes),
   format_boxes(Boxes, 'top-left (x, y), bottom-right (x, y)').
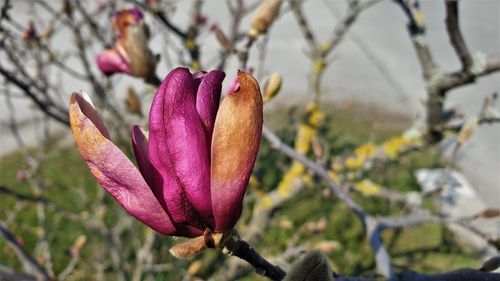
top-left (70, 235), bottom-right (87, 257)
top-left (262, 73), bottom-right (282, 102)
top-left (126, 23), bottom-right (158, 80)
top-left (249, 0), bottom-right (282, 38)
top-left (457, 117), bottom-right (478, 145)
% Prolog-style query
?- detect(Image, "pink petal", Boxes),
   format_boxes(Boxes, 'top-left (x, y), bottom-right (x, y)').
top-left (224, 68), bottom-right (253, 96)
top-left (211, 71), bottom-right (263, 232)
top-left (96, 48), bottom-right (131, 75)
top-left (196, 70), bottom-right (225, 143)
top-left (69, 91), bottom-right (176, 235)
top-left (112, 8), bottom-right (144, 38)
top-left (131, 126), bottom-right (155, 189)
top-left (148, 68), bottom-right (212, 227)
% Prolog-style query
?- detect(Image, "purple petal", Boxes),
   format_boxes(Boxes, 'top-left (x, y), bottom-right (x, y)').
top-left (211, 71), bottom-right (263, 232)
top-left (69, 91), bottom-right (176, 235)
top-left (148, 68), bottom-right (212, 227)
top-left (196, 70), bottom-right (225, 143)
top-left (224, 68), bottom-right (253, 96)
top-left (96, 47), bottom-right (131, 75)
top-left (131, 126), bottom-right (155, 189)
top-left (128, 7), bottom-right (144, 23)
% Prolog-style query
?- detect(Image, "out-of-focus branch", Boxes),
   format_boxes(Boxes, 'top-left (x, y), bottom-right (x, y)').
top-left (395, 0), bottom-right (436, 80)
top-left (132, 229), bottom-right (156, 281)
top-left (445, 0), bottom-right (473, 71)
top-left (0, 0), bottom-right (10, 24)
top-left (396, 0), bottom-right (500, 141)
top-left (289, 0), bottom-right (317, 47)
top-left (0, 221), bottom-right (51, 281)
top-left (129, 0), bottom-right (202, 69)
top-left (128, 0), bottom-right (187, 39)
top-left (0, 66), bottom-right (70, 126)
top-left (0, 266), bottom-right (36, 281)
top-left (73, 0), bottom-right (108, 45)
top-left (324, 0), bottom-right (381, 54)
top-left (289, 0), bottom-right (380, 101)
top-left (438, 56), bottom-right (500, 92)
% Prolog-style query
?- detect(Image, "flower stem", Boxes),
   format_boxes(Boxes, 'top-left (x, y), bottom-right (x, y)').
top-left (221, 230), bottom-right (286, 280)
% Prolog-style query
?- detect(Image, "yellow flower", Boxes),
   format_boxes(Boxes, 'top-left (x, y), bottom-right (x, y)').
top-left (355, 180), bottom-right (381, 196)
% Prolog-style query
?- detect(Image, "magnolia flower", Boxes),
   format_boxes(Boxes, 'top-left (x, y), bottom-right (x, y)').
top-left (96, 7), bottom-right (157, 80)
top-left (70, 68), bottom-right (263, 237)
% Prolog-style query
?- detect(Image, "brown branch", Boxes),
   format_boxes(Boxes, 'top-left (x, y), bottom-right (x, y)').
top-left (438, 56), bottom-right (500, 92)
top-left (395, 0), bottom-right (436, 81)
top-left (324, 0), bottom-right (381, 55)
top-left (445, 0), bottom-right (473, 71)
top-left (0, 0), bottom-right (10, 24)
top-left (221, 231), bottom-right (286, 281)
top-left (289, 0), bottom-right (317, 47)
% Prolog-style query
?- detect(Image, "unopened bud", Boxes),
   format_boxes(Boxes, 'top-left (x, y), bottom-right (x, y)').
top-left (70, 235), bottom-right (87, 256)
top-left (284, 251), bottom-right (334, 281)
top-left (187, 261), bottom-right (203, 275)
top-left (126, 24), bottom-right (158, 80)
top-left (262, 73), bottom-right (282, 102)
top-left (457, 117), bottom-right (478, 145)
top-left (170, 236), bottom-right (207, 259)
top-left (212, 25), bottom-right (234, 53)
top-left (249, 0), bottom-right (282, 38)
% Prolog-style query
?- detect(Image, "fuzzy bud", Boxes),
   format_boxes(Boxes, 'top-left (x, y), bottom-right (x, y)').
top-left (262, 73), bottom-right (282, 102)
top-left (249, 0), bottom-right (282, 38)
top-left (457, 117), bottom-right (478, 145)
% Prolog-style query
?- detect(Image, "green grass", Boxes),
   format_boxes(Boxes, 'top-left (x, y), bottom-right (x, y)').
top-left (0, 104), bottom-right (482, 280)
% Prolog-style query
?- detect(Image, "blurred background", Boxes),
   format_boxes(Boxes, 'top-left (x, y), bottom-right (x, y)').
top-left (0, 0), bottom-right (499, 280)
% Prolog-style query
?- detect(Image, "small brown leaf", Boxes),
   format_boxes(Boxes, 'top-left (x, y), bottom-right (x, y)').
top-left (125, 87), bottom-right (143, 117)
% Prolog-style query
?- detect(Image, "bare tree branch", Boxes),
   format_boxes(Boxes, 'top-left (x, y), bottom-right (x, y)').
top-left (445, 0), bottom-right (473, 71)
top-left (0, 221), bottom-right (51, 281)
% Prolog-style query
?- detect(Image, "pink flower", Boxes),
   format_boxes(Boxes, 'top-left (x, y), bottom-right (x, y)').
top-left (96, 8), bottom-right (156, 79)
top-left (70, 68), bottom-right (263, 237)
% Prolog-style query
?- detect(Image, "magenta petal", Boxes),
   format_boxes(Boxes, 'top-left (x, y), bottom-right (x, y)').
top-left (131, 126), bottom-right (155, 189)
top-left (96, 48), bottom-right (131, 75)
top-left (196, 70), bottom-right (225, 142)
top-left (148, 68), bottom-right (212, 227)
top-left (69, 91), bottom-right (176, 235)
top-left (211, 72), bottom-right (263, 231)
top-left (148, 131), bottom-right (200, 226)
